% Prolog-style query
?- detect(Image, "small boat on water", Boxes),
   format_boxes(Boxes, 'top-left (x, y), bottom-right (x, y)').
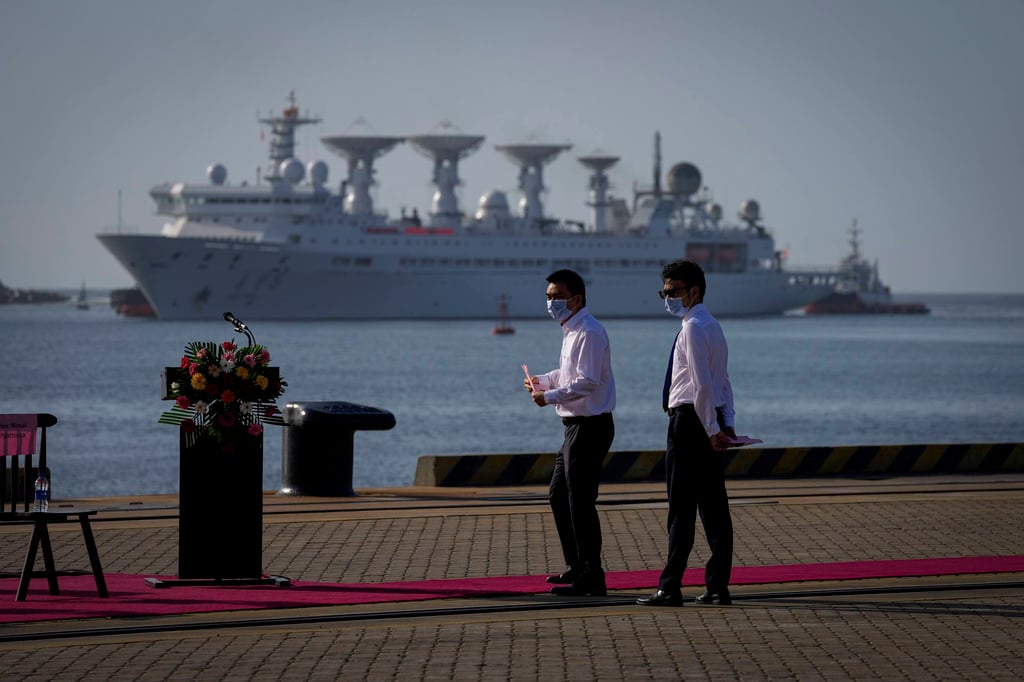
top-left (75, 282), bottom-right (89, 310)
top-left (803, 220), bottom-right (929, 315)
top-left (491, 293), bottom-right (515, 335)
top-left (109, 286), bottom-right (157, 318)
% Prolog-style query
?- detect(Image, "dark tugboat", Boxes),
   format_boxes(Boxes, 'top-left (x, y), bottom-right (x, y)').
top-left (804, 220), bottom-right (929, 315)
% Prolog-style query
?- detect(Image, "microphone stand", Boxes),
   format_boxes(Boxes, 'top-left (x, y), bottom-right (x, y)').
top-left (223, 311), bottom-right (256, 346)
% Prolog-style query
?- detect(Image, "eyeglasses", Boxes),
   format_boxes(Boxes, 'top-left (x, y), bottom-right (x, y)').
top-left (658, 286), bottom-right (689, 299)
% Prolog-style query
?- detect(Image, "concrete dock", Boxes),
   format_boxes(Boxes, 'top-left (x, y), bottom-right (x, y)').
top-left (1, 473), bottom-right (1022, 680)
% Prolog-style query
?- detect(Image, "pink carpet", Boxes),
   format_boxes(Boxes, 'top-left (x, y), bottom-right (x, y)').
top-left (2, 555), bottom-right (1022, 624)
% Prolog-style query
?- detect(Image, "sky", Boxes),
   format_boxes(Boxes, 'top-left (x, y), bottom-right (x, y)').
top-left (1, 0), bottom-right (1022, 294)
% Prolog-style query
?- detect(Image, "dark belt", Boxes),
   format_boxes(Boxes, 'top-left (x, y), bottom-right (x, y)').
top-left (667, 405), bottom-right (725, 419)
top-left (562, 412), bottom-right (613, 425)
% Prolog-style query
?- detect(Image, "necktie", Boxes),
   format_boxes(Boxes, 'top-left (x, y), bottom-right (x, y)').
top-left (662, 330), bottom-right (681, 412)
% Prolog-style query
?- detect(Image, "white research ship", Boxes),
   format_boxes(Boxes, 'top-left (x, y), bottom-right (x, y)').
top-left (97, 94), bottom-right (836, 321)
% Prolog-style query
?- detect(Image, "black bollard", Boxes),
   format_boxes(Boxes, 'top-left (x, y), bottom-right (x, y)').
top-left (279, 401), bottom-right (396, 496)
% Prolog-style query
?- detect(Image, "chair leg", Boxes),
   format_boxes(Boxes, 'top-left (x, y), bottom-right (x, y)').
top-left (38, 522), bottom-right (60, 595)
top-left (78, 514), bottom-right (108, 598)
top-left (16, 522), bottom-right (42, 601)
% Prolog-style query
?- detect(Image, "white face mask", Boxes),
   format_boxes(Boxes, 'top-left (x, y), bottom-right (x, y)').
top-left (547, 298), bottom-right (572, 322)
top-left (664, 297), bottom-right (688, 318)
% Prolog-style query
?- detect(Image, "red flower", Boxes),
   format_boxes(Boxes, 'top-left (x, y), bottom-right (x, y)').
top-left (180, 356), bottom-right (190, 369)
top-left (221, 389), bottom-right (236, 404)
top-left (206, 382), bottom-right (220, 395)
top-left (188, 362), bottom-right (199, 376)
top-left (218, 412), bottom-right (236, 427)
top-left (175, 395), bottom-right (191, 409)
top-left (180, 419), bottom-right (196, 434)
top-left (222, 441), bottom-right (236, 453)
top-left (221, 341), bottom-right (237, 352)
top-left (265, 405), bottom-right (278, 418)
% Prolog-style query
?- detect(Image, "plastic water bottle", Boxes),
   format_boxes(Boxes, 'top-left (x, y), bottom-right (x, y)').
top-left (33, 472), bottom-right (49, 512)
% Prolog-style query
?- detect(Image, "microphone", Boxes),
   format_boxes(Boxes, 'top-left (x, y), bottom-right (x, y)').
top-left (223, 311), bottom-right (247, 330)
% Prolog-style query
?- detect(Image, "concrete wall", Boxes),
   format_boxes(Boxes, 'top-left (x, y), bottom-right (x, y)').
top-left (414, 443), bottom-right (1024, 487)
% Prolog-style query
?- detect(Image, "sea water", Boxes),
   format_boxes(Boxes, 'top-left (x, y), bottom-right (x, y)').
top-left (1, 293), bottom-right (1022, 498)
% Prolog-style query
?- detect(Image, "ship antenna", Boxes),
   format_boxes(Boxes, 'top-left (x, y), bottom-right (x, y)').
top-left (653, 131), bottom-right (662, 198)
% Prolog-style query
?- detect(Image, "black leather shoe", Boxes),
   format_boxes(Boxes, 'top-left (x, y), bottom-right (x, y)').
top-left (550, 579), bottom-right (607, 597)
top-left (545, 568), bottom-right (578, 585)
top-left (695, 589), bottom-right (732, 605)
top-left (636, 589), bottom-right (684, 606)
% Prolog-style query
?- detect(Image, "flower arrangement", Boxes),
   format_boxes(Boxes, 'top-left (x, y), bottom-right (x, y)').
top-left (159, 340), bottom-right (287, 451)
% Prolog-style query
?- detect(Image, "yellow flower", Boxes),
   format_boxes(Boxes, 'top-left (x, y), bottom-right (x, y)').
top-left (255, 375), bottom-right (269, 390)
top-left (191, 373), bottom-right (207, 390)
top-left (235, 366), bottom-right (250, 380)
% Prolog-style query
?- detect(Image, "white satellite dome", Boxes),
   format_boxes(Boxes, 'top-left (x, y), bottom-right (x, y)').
top-left (475, 190), bottom-right (511, 221)
top-left (707, 203), bottom-right (723, 220)
top-left (739, 199), bottom-right (761, 222)
top-left (307, 160), bottom-right (328, 185)
top-left (279, 158), bottom-right (305, 184)
top-left (207, 163), bottom-right (228, 185)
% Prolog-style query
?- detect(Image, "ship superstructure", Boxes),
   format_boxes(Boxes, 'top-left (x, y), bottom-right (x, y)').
top-left (98, 93), bottom-right (836, 320)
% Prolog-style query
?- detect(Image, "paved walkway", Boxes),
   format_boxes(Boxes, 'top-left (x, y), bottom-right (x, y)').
top-left (1, 474), bottom-right (1022, 680)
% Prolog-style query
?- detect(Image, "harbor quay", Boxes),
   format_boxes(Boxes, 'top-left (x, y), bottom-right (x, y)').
top-left (1, 473), bottom-right (1022, 680)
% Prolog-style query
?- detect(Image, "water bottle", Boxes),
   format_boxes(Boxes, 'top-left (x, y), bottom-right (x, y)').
top-left (33, 471), bottom-right (49, 512)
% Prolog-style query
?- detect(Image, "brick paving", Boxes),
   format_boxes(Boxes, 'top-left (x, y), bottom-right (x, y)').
top-left (1, 476), bottom-right (1023, 680)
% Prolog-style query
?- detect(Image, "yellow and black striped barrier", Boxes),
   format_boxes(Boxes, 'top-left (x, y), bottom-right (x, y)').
top-left (413, 443), bottom-right (1024, 487)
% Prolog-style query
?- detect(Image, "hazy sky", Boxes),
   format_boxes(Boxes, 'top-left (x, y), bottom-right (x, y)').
top-left (1, 0), bottom-right (1022, 293)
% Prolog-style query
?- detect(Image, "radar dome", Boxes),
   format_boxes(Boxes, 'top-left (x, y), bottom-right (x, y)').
top-left (739, 199), bottom-right (761, 222)
top-left (707, 203), bottom-right (723, 221)
top-left (280, 158), bottom-right (305, 184)
top-left (667, 162), bottom-right (701, 196)
top-left (474, 190), bottom-right (511, 223)
top-left (308, 160), bottom-right (328, 185)
top-left (207, 163), bottom-right (228, 185)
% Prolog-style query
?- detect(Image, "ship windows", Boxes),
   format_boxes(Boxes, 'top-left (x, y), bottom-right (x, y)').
top-left (354, 257), bottom-right (372, 266)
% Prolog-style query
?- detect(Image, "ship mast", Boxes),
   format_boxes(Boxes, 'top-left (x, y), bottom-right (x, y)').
top-left (257, 91), bottom-right (321, 182)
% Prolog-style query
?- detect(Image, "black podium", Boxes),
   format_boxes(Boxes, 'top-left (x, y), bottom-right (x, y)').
top-left (148, 367), bottom-right (288, 588)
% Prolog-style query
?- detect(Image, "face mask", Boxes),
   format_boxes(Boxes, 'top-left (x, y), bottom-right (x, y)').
top-left (547, 298), bottom-right (572, 322)
top-left (664, 297), bottom-right (688, 318)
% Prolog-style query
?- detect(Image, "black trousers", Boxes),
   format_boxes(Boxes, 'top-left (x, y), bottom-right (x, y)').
top-left (549, 412), bottom-right (614, 576)
top-left (658, 404), bottom-right (733, 592)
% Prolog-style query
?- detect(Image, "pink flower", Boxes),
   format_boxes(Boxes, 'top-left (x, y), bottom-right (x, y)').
top-left (175, 395), bottom-right (191, 409)
top-left (247, 423), bottom-right (264, 436)
top-left (196, 348), bottom-right (208, 360)
top-left (221, 341), bottom-right (237, 352)
top-left (188, 362), bottom-right (199, 376)
top-left (257, 349), bottom-right (270, 364)
top-left (244, 354), bottom-right (256, 368)
top-left (223, 352), bottom-right (236, 363)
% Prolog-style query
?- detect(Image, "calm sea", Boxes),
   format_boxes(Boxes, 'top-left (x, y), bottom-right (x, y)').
top-left (1, 293), bottom-right (1022, 498)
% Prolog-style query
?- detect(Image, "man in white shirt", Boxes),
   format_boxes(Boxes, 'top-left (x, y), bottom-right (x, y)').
top-left (638, 259), bottom-right (737, 607)
top-left (526, 269), bottom-right (616, 597)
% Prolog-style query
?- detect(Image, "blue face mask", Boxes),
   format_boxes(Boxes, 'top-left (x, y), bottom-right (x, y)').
top-left (664, 297), bottom-right (687, 318)
top-left (547, 298), bottom-right (572, 322)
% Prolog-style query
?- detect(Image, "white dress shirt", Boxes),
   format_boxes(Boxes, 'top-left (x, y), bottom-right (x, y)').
top-left (536, 307), bottom-right (616, 418)
top-left (666, 302), bottom-right (735, 437)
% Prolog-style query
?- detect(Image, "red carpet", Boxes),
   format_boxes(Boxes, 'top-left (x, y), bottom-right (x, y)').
top-left (2, 555), bottom-right (1021, 624)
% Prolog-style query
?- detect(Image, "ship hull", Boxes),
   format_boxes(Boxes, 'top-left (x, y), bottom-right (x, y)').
top-left (98, 233), bottom-right (833, 320)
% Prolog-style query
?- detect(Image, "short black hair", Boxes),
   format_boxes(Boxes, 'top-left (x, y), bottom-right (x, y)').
top-left (661, 259), bottom-right (706, 299)
top-left (546, 269), bottom-right (586, 304)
